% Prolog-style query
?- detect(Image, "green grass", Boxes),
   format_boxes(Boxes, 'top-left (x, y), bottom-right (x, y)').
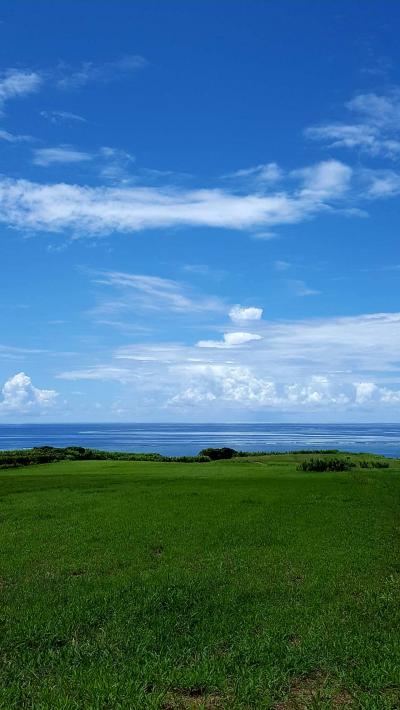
top-left (0, 453), bottom-right (399, 709)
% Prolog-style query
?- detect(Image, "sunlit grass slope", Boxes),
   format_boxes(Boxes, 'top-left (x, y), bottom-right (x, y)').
top-left (0, 453), bottom-right (399, 709)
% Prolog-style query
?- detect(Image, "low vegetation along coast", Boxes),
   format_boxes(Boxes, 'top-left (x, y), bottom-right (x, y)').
top-left (0, 447), bottom-right (399, 708)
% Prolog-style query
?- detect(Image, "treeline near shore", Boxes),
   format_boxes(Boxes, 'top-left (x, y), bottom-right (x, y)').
top-left (0, 445), bottom-right (391, 470)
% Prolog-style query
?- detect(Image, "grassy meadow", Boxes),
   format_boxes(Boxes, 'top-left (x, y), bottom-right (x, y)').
top-left (0, 452), bottom-right (399, 709)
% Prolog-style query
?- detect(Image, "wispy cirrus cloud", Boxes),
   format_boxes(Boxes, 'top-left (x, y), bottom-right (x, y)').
top-left (0, 344), bottom-right (47, 359)
top-left (40, 110), bottom-right (87, 124)
top-left (0, 128), bottom-right (33, 143)
top-left (89, 270), bottom-right (226, 318)
top-left (225, 162), bottom-right (283, 184)
top-left (306, 88), bottom-right (400, 159)
top-left (0, 160), bottom-right (357, 237)
top-left (56, 55), bottom-right (148, 89)
top-left (32, 146), bottom-right (92, 166)
top-left (288, 279), bottom-right (320, 297)
top-left (197, 332), bottom-right (262, 348)
top-left (362, 168), bottom-right (400, 198)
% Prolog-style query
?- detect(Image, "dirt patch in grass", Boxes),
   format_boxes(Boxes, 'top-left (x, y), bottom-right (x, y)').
top-left (163, 688), bottom-right (223, 709)
top-left (274, 671), bottom-right (354, 709)
top-left (152, 545), bottom-right (164, 557)
top-left (287, 634), bottom-right (301, 646)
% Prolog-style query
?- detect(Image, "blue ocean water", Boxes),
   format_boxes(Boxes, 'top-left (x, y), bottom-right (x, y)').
top-left (0, 423), bottom-right (399, 457)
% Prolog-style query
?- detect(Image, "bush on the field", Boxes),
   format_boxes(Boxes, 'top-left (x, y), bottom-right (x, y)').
top-left (199, 447), bottom-right (237, 460)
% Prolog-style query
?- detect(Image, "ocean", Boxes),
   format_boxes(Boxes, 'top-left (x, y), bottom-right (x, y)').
top-left (0, 423), bottom-right (399, 457)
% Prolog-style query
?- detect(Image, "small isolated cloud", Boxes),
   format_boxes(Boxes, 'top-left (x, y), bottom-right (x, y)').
top-left (306, 88), bottom-right (400, 159)
top-left (289, 279), bottom-right (320, 297)
top-left (227, 162), bottom-right (283, 183)
top-left (98, 146), bottom-right (135, 182)
top-left (33, 146), bottom-right (92, 166)
top-left (57, 55), bottom-right (147, 89)
top-left (197, 331), bottom-right (262, 348)
top-left (274, 260), bottom-right (291, 271)
top-left (0, 129), bottom-right (33, 143)
top-left (0, 69), bottom-right (42, 114)
top-left (40, 110), bottom-right (87, 124)
top-left (229, 305), bottom-right (263, 322)
top-left (0, 372), bottom-right (57, 413)
top-left (251, 230), bottom-right (278, 240)
top-left (294, 160), bottom-right (352, 199)
top-left (362, 168), bottom-right (400, 198)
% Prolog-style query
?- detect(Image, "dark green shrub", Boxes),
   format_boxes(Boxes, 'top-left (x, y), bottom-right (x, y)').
top-left (199, 447), bottom-right (237, 460)
top-left (298, 457), bottom-right (355, 472)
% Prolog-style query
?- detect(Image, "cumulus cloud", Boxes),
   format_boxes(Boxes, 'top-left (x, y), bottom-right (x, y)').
top-left (197, 332), bottom-right (262, 348)
top-left (170, 367), bottom-right (400, 410)
top-left (229, 305), bottom-right (263, 322)
top-left (0, 372), bottom-right (57, 413)
top-left (0, 69), bottom-right (42, 114)
top-left (170, 365), bottom-right (278, 406)
top-left (57, 310), bottom-right (400, 416)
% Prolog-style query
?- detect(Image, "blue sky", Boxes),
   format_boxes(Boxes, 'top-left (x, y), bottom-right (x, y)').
top-left (0, 0), bottom-right (400, 422)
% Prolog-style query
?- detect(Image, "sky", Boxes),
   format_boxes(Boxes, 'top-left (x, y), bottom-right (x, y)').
top-left (0, 0), bottom-right (400, 423)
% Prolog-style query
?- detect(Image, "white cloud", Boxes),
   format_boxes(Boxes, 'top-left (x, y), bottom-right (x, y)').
top-left (0, 69), bottom-right (42, 114)
top-left (294, 159), bottom-right (352, 199)
top-left (0, 344), bottom-right (46, 359)
top-left (0, 372), bottom-right (57, 413)
top-left (170, 365), bottom-right (278, 406)
top-left (347, 91), bottom-right (400, 128)
top-left (40, 110), bottom-right (87, 124)
top-left (197, 332), bottom-right (262, 348)
top-left (98, 146), bottom-right (135, 183)
top-left (90, 270), bottom-right (226, 316)
top-left (170, 367), bottom-right (400, 410)
top-left (306, 88), bottom-right (400, 158)
top-left (227, 162), bottom-right (283, 183)
top-left (229, 305), bottom-right (263, 322)
top-left (0, 161), bottom-right (356, 237)
top-left (58, 366), bottom-right (135, 383)
top-left (289, 279), bottom-right (320, 297)
top-left (0, 129), bottom-right (33, 143)
top-left (274, 260), bottom-right (291, 271)
top-left (57, 55), bottom-right (147, 89)
top-left (33, 147), bottom-right (92, 166)
top-left (363, 169), bottom-right (400, 198)
top-left (57, 309), bottom-right (400, 416)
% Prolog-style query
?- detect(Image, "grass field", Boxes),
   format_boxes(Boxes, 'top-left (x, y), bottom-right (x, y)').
top-left (0, 452), bottom-right (399, 709)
